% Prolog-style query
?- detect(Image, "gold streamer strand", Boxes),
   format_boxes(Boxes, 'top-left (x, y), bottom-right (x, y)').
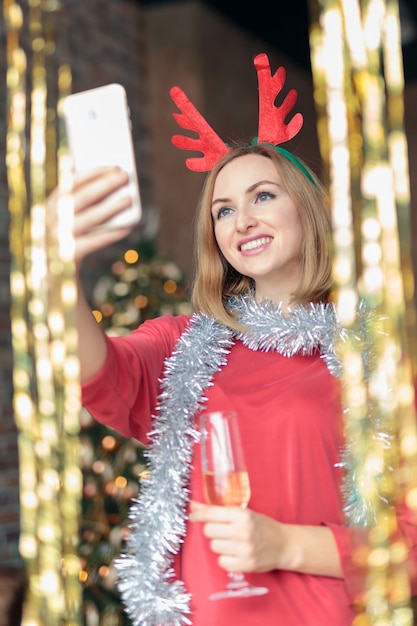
top-left (382, 0), bottom-right (417, 528)
top-left (5, 1), bottom-right (82, 623)
top-left (50, 9), bottom-right (82, 619)
top-left (4, 2), bottom-right (37, 614)
top-left (309, 1), bottom-right (417, 624)
top-left (4, 0), bottom-right (30, 416)
top-left (343, 9), bottom-right (417, 622)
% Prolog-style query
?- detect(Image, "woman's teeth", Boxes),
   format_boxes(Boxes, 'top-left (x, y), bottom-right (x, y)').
top-left (240, 237), bottom-right (272, 252)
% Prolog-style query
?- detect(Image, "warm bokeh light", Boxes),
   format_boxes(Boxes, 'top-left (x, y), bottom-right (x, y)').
top-left (102, 435), bottom-right (117, 451)
top-left (163, 279), bottom-right (177, 294)
top-left (134, 294), bottom-right (148, 309)
top-left (115, 475), bottom-right (128, 489)
top-left (124, 249), bottom-right (139, 264)
top-left (79, 570), bottom-right (88, 583)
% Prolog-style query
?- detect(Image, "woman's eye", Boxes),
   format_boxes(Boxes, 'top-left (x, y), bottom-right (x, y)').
top-left (216, 206), bottom-right (233, 219)
top-left (257, 191), bottom-right (274, 203)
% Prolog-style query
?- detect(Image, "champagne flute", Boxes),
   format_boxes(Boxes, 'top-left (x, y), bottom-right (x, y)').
top-left (200, 410), bottom-right (269, 600)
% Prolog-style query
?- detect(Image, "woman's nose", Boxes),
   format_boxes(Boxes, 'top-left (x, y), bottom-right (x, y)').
top-left (235, 208), bottom-right (257, 232)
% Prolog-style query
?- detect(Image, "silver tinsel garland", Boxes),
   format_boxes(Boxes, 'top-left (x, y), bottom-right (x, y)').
top-left (116, 295), bottom-right (386, 625)
top-left (116, 315), bottom-right (233, 625)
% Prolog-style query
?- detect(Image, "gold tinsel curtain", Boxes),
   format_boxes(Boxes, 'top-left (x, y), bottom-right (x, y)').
top-left (309, 0), bottom-right (417, 624)
top-left (5, 0), bottom-right (82, 624)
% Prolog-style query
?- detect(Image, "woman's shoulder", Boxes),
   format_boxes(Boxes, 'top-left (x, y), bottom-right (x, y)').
top-left (103, 313), bottom-right (192, 372)
top-left (129, 313), bottom-right (191, 344)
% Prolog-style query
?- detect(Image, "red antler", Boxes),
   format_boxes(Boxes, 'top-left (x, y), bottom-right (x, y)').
top-left (170, 86), bottom-right (230, 172)
top-left (255, 53), bottom-right (303, 145)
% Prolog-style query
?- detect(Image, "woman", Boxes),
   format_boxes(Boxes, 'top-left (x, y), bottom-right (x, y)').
top-left (49, 143), bottom-right (416, 625)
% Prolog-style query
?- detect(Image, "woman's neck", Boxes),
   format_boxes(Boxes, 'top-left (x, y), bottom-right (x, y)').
top-left (254, 290), bottom-right (297, 314)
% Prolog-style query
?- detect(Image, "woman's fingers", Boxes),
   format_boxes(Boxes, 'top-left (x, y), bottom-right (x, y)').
top-left (72, 189), bottom-right (132, 235)
top-left (74, 226), bottom-right (132, 262)
top-left (46, 166), bottom-right (135, 264)
top-left (189, 501), bottom-right (243, 523)
top-left (72, 167), bottom-right (130, 215)
top-left (190, 501), bottom-right (281, 573)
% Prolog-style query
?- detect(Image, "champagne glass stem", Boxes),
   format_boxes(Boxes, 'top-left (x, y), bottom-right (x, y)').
top-left (209, 570), bottom-right (268, 600)
top-left (227, 572), bottom-right (249, 589)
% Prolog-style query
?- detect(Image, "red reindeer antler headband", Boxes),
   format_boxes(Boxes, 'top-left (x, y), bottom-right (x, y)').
top-left (170, 52), bottom-right (313, 183)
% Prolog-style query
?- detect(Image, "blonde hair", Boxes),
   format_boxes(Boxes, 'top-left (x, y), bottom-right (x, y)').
top-left (191, 143), bottom-right (333, 329)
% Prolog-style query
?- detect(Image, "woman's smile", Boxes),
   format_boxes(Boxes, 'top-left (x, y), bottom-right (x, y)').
top-left (238, 235), bottom-right (273, 254)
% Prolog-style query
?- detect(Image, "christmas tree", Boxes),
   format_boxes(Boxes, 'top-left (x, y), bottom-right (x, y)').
top-left (79, 240), bottom-right (191, 626)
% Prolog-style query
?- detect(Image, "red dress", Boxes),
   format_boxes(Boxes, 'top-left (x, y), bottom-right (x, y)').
top-left (82, 314), bottom-right (417, 626)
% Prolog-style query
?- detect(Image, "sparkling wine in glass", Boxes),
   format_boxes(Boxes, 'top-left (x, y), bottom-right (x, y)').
top-left (200, 411), bottom-right (269, 600)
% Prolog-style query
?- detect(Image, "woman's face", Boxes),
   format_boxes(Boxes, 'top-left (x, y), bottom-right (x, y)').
top-left (211, 153), bottom-right (303, 304)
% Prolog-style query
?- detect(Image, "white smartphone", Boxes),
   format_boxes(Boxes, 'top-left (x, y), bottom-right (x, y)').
top-left (62, 83), bottom-right (142, 229)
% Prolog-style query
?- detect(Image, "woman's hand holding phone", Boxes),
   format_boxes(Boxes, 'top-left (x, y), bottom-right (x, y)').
top-left (47, 167), bottom-right (134, 267)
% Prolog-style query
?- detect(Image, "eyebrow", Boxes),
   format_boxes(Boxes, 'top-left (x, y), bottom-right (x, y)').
top-left (211, 179), bottom-right (283, 208)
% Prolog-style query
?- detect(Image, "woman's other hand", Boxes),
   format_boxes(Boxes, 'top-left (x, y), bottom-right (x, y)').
top-left (189, 500), bottom-right (283, 574)
top-left (189, 500), bottom-right (342, 578)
